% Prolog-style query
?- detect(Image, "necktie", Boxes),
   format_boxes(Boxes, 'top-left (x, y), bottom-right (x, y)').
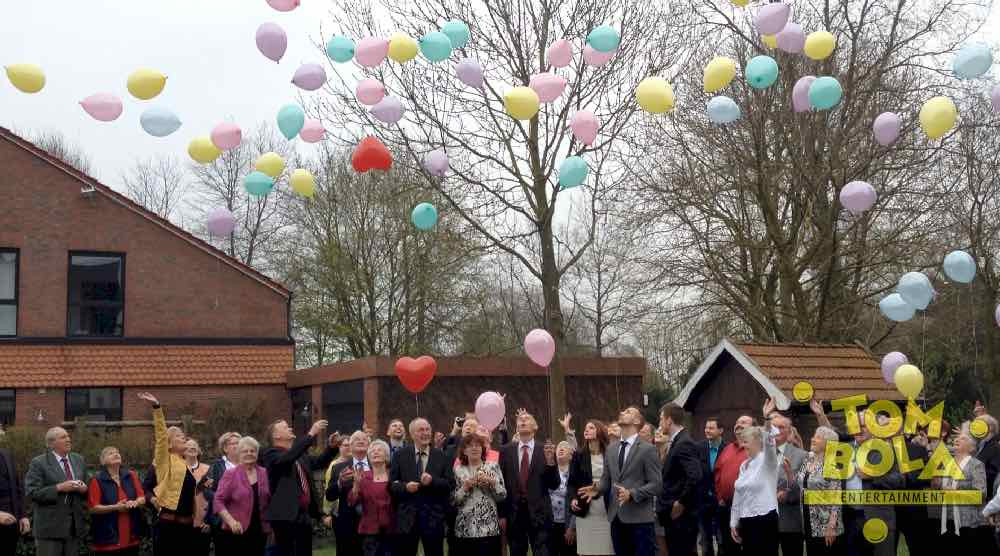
top-left (618, 440), bottom-right (629, 471)
top-left (296, 462), bottom-right (311, 508)
top-left (61, 457), bottom-right (74, 480)
top-left (417, 451), bottom-right (427, 476)
top-left (519, 445), bottom-right (530, 493)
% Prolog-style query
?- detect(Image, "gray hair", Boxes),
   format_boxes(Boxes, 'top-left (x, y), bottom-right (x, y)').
top-left (408, 418), bottom-right (430, 436)
top-left (45, 427), bottom-right (67, 446)
top-left (814, 426), bottom-right (838, 442)
top-left (99, 446), bottom-right (120, 465)
top-left (368, 439), bottom-right (390, 460)
top-left (217, 432), bottom-right (242, 453)
top-left (237, 436), bottom-right (260, 453)
top-left (349, 430), bottom-right (369, 445)
top-left (738, 425), bottom-right (764, 445)
top-left (983, 415), bottom-right (998, 435)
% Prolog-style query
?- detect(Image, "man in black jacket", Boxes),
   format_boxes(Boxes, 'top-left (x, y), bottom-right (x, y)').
top-left (499, 410), bottom-right (560, 556)
top-left (0, 446), bottom-right (29, 554)
top-left (697, 417), bottom-right (726, 556)
top-left (326, 430), bottom-right (371, 556)
top-left (657, 403), bottom-right (703, 556)
top-left (262, 418), bottom-right (337, 556)
top-left (390, 417), bottom-right (455, 556)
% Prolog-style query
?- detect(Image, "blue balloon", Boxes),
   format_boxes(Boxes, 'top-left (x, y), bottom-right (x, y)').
top-left (420, 32), bottom-right (453, 62)
top-left (707, 96), bottom-right (741, 124)
top-left (897, 271), bottom-right (934, 310)
top-left (277, 104), bottom-right (305, 140)
top-left (943, 250), bottom-right (976, 283)
top-left (244, 171), bottom-right (274, 197)
top-left (745, 56), bottom-right (779, 89)
top-left (440, 20), bottom-right (470, 49)
top-left (139, 106), bottom-right (181, 137)
top-left (808, 76), bottom-right (843, 110)
top-left (326, 35), bottom-right (356, 63)
top-left (559, 156), bottom-right (589, 189)
top-left (587, 25), bottom-right (620, 53)
top-left (411, 202), bottom-right (438, 230)
top-left (953, 42), bottom-right (992, 79)
top-left (879, 293), bottom-right (915, 322)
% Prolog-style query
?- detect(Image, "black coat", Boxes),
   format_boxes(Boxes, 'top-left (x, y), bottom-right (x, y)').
top-left (978, 436), bottom-right (1000, 499)
top-left (324, 460), bottom-right (362, 537)
top-left (566, 449), bottom-right (610, 516)
top-left (389, 445), bottom-right (455, 535)
top-left (0, 448), bottom-right (24, 519)
top-left (657, 430), bottom-right (702, 516)
top-left (498, 441), bottom-right (560, 526)
top-left (696, 439), bottom-right (727, 509)
top-left (260, 434), bottom-right (337, 522)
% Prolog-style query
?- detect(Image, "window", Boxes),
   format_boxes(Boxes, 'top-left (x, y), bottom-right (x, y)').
top-left (0, 389), bottom-right (14, 426)
top-left (65, 388), bottom-right (123, 421)
top-left (67, 252), bottom-right (124, 337)
top-left (0, 249), bottom-right (17, 336)
top-left (322, 380), bottom-right (364, 435)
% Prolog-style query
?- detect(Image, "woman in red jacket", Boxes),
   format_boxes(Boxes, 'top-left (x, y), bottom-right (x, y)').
top-left (213, 436), bottom-right (271, 556)
top-left (348, 439), bottom-right (394, 556)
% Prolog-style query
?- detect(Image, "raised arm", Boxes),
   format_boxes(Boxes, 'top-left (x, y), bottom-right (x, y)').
top-left (138, 392), bottom-right (169, 474)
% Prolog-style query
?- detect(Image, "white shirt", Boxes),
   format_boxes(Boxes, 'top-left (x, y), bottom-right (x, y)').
top-left (352, 458), bottom-right (369, 471)
top-left (223, 456), bottom-right (237, 471)
top-left (619, 433), bottom-right (639, 467)
top-left (53, 452), bottom-right (74, 480)
top-left (518, 439), bottom-right (535, 467)
top-left (730, 426), bottom-right (780, 528)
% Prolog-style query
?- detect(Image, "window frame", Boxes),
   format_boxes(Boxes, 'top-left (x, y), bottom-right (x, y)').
top-left (0, 388), bottom-right (14, 426)
top-left (64, 387), bottom-right (123, 421)
top-left (66, 251), bottom-right (126, 338)
top-left (0, 247), bottom-right (18, 337)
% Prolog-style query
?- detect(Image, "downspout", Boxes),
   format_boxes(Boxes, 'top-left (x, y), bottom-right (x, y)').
top-left (287, 291), bottom-right (296, 367)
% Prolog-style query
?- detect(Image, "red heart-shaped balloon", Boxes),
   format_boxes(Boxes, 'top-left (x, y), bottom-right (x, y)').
top-left (395, 355), bottom-right (436, 394)
top-left (351, 136), bottom-right (393, 173)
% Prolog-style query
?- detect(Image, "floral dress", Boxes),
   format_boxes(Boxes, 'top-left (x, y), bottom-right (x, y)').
top-left (796, 452), bottom-right (844, 537)
top-left (452, 462), bottom-right (507, 538)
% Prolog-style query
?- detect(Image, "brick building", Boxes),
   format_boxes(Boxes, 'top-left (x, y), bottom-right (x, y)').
top-left (0, 127), bottom-right (292, 428)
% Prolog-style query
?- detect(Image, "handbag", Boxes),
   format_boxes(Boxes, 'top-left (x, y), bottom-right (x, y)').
top-left (569, 493), bottom-right (591, 517)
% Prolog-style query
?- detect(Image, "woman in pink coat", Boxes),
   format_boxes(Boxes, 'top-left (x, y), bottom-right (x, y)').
top-left (213, 436), bottom-right (271, 556)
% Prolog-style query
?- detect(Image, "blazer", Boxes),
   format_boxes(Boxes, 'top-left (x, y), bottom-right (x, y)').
top-left (325, 459), bottom-right (363, 537)
top-left (24, 451), bottom-right (88, 540)
top-left (0, 448), bottom-right (24, 519)
top-left (976, 437), bottom-right (1000, 501)
top-left (566, 449), bottom-right (610, 517)
top-left (697, 439), bottom-right (726, 509)
top-left (775, 442), bottom-right (807, 533)
top-left (261, 433), bottom-right (337, 522)
top-left (498, 440), bottom-right (561, 527)
top-left (203, 458), bottom-right (231, 528)
top-left (348, 470), bottom-right (395, 534)
top-left (855, 445), bottom-right (904, 529)
top-left (940, 456), bottom-right (988, 530)
top-left (657, 429), bottom-right (702, 518)
top-left (151, 407), bottom-right (190, 512)
top-left (598, 437), bottom-right (662, 523)
top-left (214, 465), bottom-right (271, 533)
top-left (389, 444), bottom-right (455, 535)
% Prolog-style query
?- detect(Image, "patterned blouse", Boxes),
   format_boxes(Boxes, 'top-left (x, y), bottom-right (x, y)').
top-left (452, 462), bottom-right (507, 538)
top-left (550, 466), bottom-right (569, 524)
top-left (796, 452), bottom-right (844, 537)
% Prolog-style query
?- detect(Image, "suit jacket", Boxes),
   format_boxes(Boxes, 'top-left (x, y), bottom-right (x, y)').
top-left (977, 436), bottom-right (1000, 500)
top-left (0, 448), bottom-right (24, 519)
top-left (261, 434), bottom-right (337, 522)
top-left (24, 451), bottom-right (87, 539)
top-left (657, 430), bottom-right (702, 518)
top-left (389, 444), bottom-right (455, 535)
top-left (897, 439), bottom-right (929, 520)
top-left (325, 459), bottom-right (362, 536)
top-left (598, 438), bottom-right (662, 523)
top-left (776, 442), bottom-right (807, 533)
top-left (566, 449), bottom-right (611, 516)
top-left (498, 440), bottom-right (560, 526)
top-left (697, 439), bottom-right (726, 509)
top-left (855, 445), bottom-right (904, 529)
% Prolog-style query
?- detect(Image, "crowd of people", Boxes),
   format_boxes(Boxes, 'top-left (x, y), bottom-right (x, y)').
top-left (3, 392), bottom-right (1000, 555)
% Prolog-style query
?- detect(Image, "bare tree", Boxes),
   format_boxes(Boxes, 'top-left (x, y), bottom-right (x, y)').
top-left (121, 155), bottom-right (188, 221)
top-left (29, 130), bottom-right (92, 174)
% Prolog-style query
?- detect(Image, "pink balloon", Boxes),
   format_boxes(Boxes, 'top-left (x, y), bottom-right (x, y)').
top-left (792, 75), bottom-right (816, 113)
top-left (991, 84), bottom-right (1000, 113)
top-left (210, 122), bottom-right (242, 150)
top-left (356, 37), bottom-right (389, 67)
top-left (299, 119), bottom-right (325, 143)
top-left (423, 148), bottom-right (448, 177)
top-left (776, 22), bottom-right (805, 53)
top-left (547, 39), bottom-right (573, 68)
top-left (839, 180), bottom-right (877, 214)
top-left (456, 58), bottom-right (484, 89)
top-left (266, 0), bottom-right (299, 11)
top-left (880, 352), bottom-right (907, 384)
top-left (570, 110), bottom-right (599, 145)
top-left (292, 63), bottom-right (327, 91)
top-left (756, 3), bottom-right (791, 35)
top-left (529, 72), bottom-right (567, 103)
top-left (371, 96), bottom-right (404, 124)
top-left (583, 45), bottom-right (615, 66)
top-left (256, 22), bottom-right (287, 63)
top-left (356, 79), bottom-right (385, 105)
top-left (206, 207), bottom-right (236, 236)
top-left (873, 112), bottom-right (901, 146)
top-left (79, 92), bottom-right (123, 122)
top-left (524, 328), bottom-right (555, 367)
top-left (475, 391), bottom-right (506, 430)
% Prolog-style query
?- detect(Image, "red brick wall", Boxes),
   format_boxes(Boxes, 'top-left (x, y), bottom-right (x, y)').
top-left (0, 139), bottom-right (288, 338)
top-left (15, 387), bottom-right (65, 425)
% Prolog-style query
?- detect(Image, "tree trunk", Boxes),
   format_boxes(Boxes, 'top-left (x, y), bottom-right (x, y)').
top-left (540, 222), bottom-right (567, 440)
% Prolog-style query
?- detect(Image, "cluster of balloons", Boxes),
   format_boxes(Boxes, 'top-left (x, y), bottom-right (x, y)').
top-left (878, 351), bottom-right (923, 398)
top-left (879, 250), bottom-right (979, 323)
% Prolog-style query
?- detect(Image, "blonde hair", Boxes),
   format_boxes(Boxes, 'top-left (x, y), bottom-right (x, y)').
top-left (217, 432), bottom-right (242, 453)
top-left (100, 446), bottom-right (120, 465)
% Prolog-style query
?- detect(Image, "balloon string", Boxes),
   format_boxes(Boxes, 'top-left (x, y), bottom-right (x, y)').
top-left (415, 394), bottom-right (420, 416)
top-left (971, 282), bottom-right (979, 390)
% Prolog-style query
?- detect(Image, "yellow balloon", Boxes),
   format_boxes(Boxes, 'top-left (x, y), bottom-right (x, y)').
top-left (635, 77), bottom-right (675, 114)
top-left (704, 56), bottom-right (738, 93)
top-left (803, 31), bottom-right (837, 60)
top-left (761, 34), bottom-right (777, 49)
top-left (255, 152), bottom-right (286, 178)
top-left (920, 96), bottom-right (957, 139)
top-left (188, 137), bottom-right (221, 164)
top-left (290, 169), bottom-right (316, 198)
top-left (388, 33), bottom-right (419, 63)
top-left (5, 64), bottom-right (46, 93)
top-left (127, 68), bottom-right (167, 100)
top-left (504, 86), bottom-right (540, 120)
top-left (893, 364), bottom-right (924, 399)
top-left (732, 0), bottom-right (749, 6)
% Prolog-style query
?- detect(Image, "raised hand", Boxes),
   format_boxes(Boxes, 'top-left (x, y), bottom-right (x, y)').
top-left (308, 420), bottom-right (328, 437)
top-left (559, 413), bottom-right (573, 432)
top-left (763, 398), bottom-right (776, 419)
top-left (137, 392), bottom-right (159, 406)
top-left (809, 399), bottom-right (824, 416)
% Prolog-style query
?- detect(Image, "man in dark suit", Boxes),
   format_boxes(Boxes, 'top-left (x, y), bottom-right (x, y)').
top-left (895, 432), bottom-right (931, 556)
top-left (657, 403), bottom-right (703, 556)
top-left (769, 413), bottom-right (807, 556)
top-left (0, 446), bottom-right (30, 554)
top-left (390, 417), bottom-right (455, 556)
top-left (326, 430), bottom-right (371, 556)
top-left (499, 410), bottom-right (560, 556)
top-left (261, 418), bottom-right (338, 556)
top-left (24, 427), bottom-right (88, 556)
top-left (697, 417), bottom-right (726, 556)
top-left (976, 415), bottom-right (1000, 500)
